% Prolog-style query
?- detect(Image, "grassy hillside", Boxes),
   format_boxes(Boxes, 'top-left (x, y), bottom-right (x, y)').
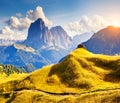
top-left (0, 64), bottom-right (26, 83)
top-left (0, 47), bottom-right (120, 102)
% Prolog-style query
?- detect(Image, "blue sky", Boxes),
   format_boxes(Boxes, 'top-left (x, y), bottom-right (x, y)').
top-left (1, 0), bottom-right (120, 24)
top-left (0, 0), bottom-right (120, 41)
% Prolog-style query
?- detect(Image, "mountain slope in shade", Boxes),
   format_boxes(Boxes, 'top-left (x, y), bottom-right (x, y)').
top-left (50, 26), bottom-right (72, 49)
top-left (83, 26), bottom-right (120, 55)
top-left (24, 18), bottom-right (72, 49)
top-left (24, 18), bottom-right (47, 49)
top-left (0, 44), bottom-right (50, 72)
top-left (0, 48), bottom-right (120, 102)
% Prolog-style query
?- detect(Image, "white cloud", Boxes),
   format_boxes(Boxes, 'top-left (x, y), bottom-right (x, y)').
top-left (5, 6), bottom-right (52, 31)
top-left (19, 17), bottom-right (32, 30)
top-left (0, 6), bottom-right (52, 43)
top-left (6, 16), bottom-right (21, 30)
top-left (16, 13), bottom-right (22, 17)
top-left (6, 16), bottom-right (32, 31)
top-left (0, 26), bottom-right (15, 40)
top-left (1, 26), bottom-right (14, 35)
top-left (0, 26), bottom-right (27, 41)
top-left (27, 6), bottom-right (52, 26)
top-left (64, 15), bottom-right (110, 37)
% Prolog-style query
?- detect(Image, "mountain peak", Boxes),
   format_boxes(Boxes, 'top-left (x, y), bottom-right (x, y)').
top-left (83, 26), bottom-right (120, 55)
top-left (24, 18), bottom-right (72, 49)
top-left (36, 18), bottom-right (43, 22)
top-left (50, 25), bottom-right (66, 34)
top-left (23, 18), bottom-right (46, 48)
top-left (34, 18), bottom-right (45, 27)
top-left (51, 25), bottom-right (62, 29)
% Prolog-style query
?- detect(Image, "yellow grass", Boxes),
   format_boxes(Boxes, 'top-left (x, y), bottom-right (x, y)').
top-left (0, 47), bottom-right (120, 102)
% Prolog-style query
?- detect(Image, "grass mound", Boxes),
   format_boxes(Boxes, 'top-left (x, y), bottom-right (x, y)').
top-left (48, 54), bottom-right (95, 89)
top-left (48, 48), bottom-right (120, 89)
top-left (0, 48), bottom-right (120, 102)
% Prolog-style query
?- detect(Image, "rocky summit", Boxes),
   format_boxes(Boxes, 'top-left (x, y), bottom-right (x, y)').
top-left (24, 18), bottom-right (72, 49)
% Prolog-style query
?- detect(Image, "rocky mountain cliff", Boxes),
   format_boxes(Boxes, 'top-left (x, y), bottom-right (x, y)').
top-left (24, 18), bottom-right (72, 49)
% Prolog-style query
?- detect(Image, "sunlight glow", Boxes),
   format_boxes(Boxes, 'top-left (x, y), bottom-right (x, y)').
top-left (112, 20), bottom-right (120, 27)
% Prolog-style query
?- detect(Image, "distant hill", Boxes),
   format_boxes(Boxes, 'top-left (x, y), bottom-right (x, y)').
top-left (83, 26), bottom-right (120, 55)
top-left (0, 47), bottom-right (120, 102)
top-left (0, 64), bottom-right (25, 76)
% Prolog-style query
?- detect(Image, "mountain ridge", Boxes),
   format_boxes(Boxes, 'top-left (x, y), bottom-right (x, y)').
top-left (0, 18), bottom-right (72, 71)
top-left (83, 26), bottom-right (120, 55)
top-left (24, 18), bottom-right (72, 49)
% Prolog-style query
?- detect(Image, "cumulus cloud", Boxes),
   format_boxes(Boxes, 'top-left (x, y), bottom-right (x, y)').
top-left (64, 15), bottom-right (110, 36)
top-left (27, 6), bottom-right (52, 26)
top-left (6, 16), bottom-right (32, 31)
top-left (0, 6), bottom-right (52, 43)
top-left (1, 26), bottom-right (14, 35)
top-left (0, 26), bottom-right (15, 40)
top-left (0, 26), bottom-right (27, 40)
top-left (5, 6), bottom-right (52, 31)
